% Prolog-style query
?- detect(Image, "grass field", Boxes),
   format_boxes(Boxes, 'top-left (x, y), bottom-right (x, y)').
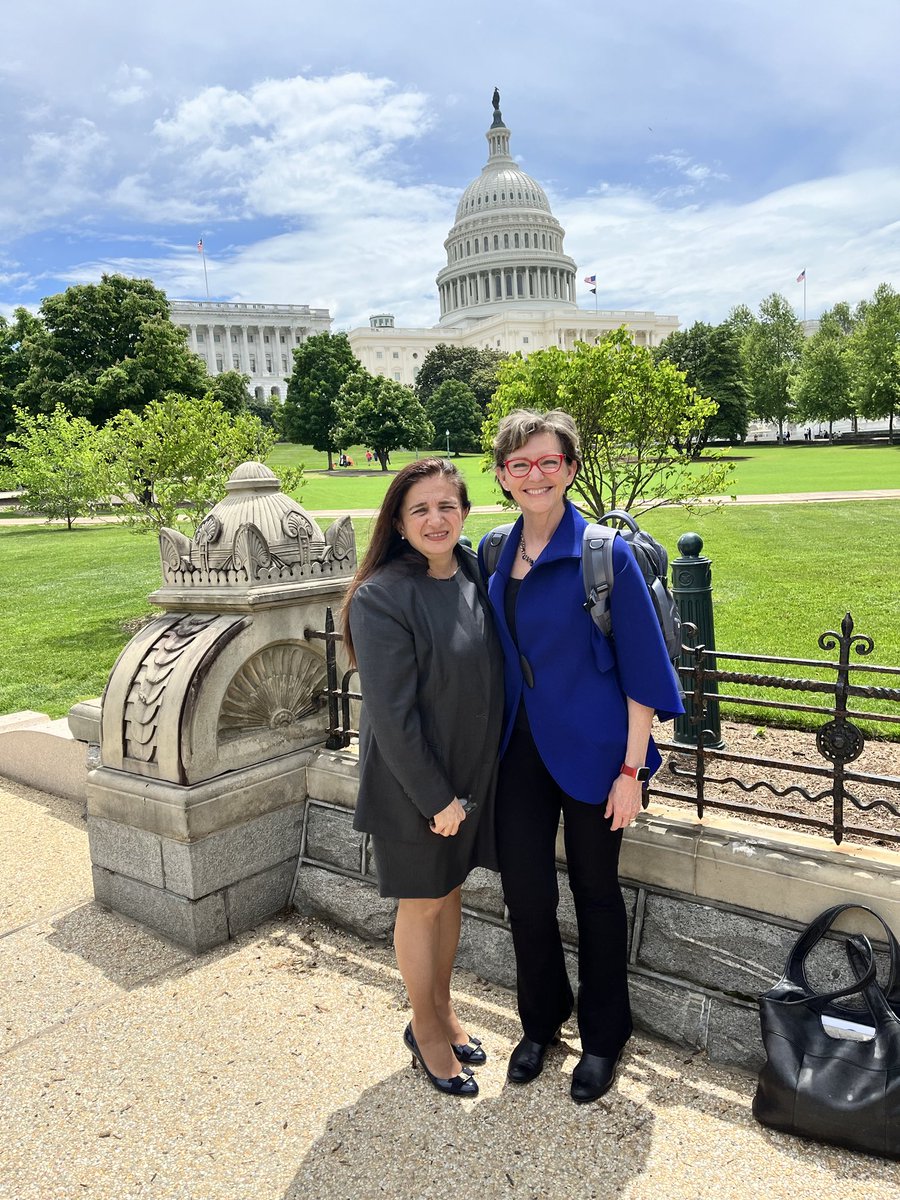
top-left (2, 500), bottom-right (898, 730)
top-left (266, 441), bottom-right (900, 511)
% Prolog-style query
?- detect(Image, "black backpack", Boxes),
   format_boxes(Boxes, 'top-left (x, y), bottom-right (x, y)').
top-left (481, 508), bottom-right (682, 663)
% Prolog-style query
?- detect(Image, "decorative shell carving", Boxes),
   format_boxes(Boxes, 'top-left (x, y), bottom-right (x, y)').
top-left (325, 514), bottom-right (355, 562)
top-left (282, 510), bottom-right (314, 540)
top-left (195, 514), bottom-right (223, 545)
top-left (218, 644), bottom-right (327, 741)
top-left (159, 527), bottom-right (192, 572)
top-left (232, 522), bottom-right (273, 573)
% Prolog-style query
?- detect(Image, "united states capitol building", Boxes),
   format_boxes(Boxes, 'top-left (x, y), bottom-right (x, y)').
top-left (170, 92), bottom-right (678, 395)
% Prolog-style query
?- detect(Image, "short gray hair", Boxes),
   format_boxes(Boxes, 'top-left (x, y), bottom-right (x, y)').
top-left (492, 409), bottom-right (581, 468)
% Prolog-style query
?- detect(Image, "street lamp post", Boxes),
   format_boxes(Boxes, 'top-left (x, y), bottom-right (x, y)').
top-left (445, 428), bottom-right (450, 457)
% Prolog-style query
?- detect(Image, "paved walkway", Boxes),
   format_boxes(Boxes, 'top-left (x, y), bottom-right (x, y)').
top-left (1, 489), bottom-right (899, 527)
top-left (2, 775), bottom-right (898, 1200)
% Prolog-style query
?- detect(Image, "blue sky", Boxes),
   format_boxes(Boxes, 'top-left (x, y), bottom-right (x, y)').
top-left (3, 0), bottom-right (900, 332)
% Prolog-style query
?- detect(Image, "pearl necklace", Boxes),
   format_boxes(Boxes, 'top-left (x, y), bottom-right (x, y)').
top-left (519, 534), bottom-right (535, 566)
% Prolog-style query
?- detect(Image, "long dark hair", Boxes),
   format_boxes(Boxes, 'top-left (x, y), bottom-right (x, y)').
top-left (340, 458), bottom-right (471, 666)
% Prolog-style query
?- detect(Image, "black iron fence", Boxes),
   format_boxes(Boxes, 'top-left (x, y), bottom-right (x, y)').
top-left (304, 607), bottom-right (900, 849)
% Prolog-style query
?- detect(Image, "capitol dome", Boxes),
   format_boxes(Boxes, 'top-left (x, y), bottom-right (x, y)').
top-left (436, 91), bottom-right (577, 326)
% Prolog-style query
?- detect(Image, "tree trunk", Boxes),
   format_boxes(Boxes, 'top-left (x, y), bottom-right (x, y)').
top-left (327, 451), bottom-right (334, 471)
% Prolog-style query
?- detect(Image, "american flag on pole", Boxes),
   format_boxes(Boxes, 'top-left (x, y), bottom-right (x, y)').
top-left (197, 238), bottom-right (204, 253)
top-left (796, 268), bottom-right (806, 283)
top-left (584, 274), bottom-right (596, 285)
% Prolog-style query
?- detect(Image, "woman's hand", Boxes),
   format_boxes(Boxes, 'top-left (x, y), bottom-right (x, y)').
top-left (604, 773), bottom-right (645, 831)
top-left (429, 797), bottom-right (468, 837)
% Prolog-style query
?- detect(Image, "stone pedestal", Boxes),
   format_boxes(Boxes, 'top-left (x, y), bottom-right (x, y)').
top-left (86, 463), bottom-right (356, 952)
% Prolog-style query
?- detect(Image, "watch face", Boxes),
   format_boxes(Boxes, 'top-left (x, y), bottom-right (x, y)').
top-left (636, 767), bottom-right (651, 782)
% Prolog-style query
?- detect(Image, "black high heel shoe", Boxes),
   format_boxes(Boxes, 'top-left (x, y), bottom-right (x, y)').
top-left (451, 1035), bottom-right (487, 1066)
top-left (403, 1024), bottom-right (479, 1097)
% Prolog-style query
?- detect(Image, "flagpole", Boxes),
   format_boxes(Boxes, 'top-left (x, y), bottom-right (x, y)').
top-left (803, 272), bottom-right (807, 323)
top-left (199, 237), bottom-right (210, 300)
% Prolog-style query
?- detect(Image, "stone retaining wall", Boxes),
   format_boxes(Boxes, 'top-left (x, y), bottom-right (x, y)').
top-left (292, 749), bottom-right (900, 1071)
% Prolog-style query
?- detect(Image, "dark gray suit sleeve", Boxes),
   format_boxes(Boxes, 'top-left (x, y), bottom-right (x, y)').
top-left (349, 579), bottom-right (456, 820)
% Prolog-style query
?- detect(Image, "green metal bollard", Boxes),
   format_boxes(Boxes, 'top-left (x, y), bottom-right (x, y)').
top-left (671, 531), bottom-right (723, 748)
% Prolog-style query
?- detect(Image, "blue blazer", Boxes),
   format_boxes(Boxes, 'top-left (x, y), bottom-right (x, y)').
top-left (478, 500), bottom-right (684, 806)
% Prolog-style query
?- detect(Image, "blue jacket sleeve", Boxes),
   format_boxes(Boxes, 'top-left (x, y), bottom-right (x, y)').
top-left (607, 538), bottom-right (684, 722)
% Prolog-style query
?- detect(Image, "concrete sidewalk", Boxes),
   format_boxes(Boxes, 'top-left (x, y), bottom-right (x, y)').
top-left (2, 776), bottom-right (898, 1200)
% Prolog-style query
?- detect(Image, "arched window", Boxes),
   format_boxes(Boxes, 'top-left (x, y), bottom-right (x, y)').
top-left (493, 235), bottom-right (499, 250)
top-left (542, 234), bottom-right (547, 248)
top-left (504, 234), bottom-right (509, 248)
top-left (474, 240), bottom-right (479, 254)
top-left (483, 237), bottom-right (488, 251)
top-left (494, 275), bottom-right (502, 298)
top-left (466, 240), bottom-right (471, 255)
top-left (271, 386), bottom-right (280, 398)
top-left (524, 232), bottom-right (529, 247)
top-left (505, 273), bottom-right (513, 297)
top-left (514, 233), bottom-right (519, 248)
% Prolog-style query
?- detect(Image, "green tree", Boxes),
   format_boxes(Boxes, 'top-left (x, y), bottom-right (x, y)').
top-left (15, 274), bottom-right (208, 424)
top-left (485, 329), bottom-right (733, 515)
top-left (4, 404), bottom-right (104, 529)
top-left (282, 332), bottom-right (358, 469)
top-left (849, 282), bottom-right (900, 443)
top-left (740, 293), bottom-right (804, 441)
top-left (0, 308), bottom-right (43, 440)
top-left (99, 394), bottom-right (285, 531)
top-left (654, 321), bottom-right (749, 451)
top-left (791, 308), bottom-right (854, 440)
top-left (415, 343), bottom-right (506, 411)
top-left (425, 379), bottom-right (483, 454)
top-left (337, 371), bottom-right (433, 470)
top-left (205, 370), bottom-right (253, 413)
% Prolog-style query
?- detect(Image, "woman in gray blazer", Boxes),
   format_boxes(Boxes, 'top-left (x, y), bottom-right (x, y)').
top-left (341, 458), bottom-right (504, 1098)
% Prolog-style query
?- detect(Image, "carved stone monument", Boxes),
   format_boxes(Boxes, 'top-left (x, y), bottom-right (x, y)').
top-left (87, 462), bottom-right (356, 951)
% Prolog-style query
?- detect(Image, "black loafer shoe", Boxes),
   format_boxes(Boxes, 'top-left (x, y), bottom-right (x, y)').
top-left (571, 1051), bottom-right (622, 1104)
top-left (507, 1031), bottom-right (561, 1085)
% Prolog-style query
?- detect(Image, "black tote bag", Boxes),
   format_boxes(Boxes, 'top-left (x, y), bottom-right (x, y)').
top-left (753, 903), bottom-right (900, 1159)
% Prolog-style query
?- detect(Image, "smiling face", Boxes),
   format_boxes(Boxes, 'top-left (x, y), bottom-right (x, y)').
top-left (396, 474), bottom-right (467, 571)
top-left (495, 431), bottom-right (577, 518)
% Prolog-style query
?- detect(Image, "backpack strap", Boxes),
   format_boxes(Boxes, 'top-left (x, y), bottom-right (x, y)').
top-left (481, 523), bottom-right (515, 577)
top-left (582, 523), bottom-right (618, 637)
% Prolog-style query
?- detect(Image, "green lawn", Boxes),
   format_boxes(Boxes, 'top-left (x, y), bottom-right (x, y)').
top-left (266, 441), bottom-right (900, 511)
top-left (2, 500), bottom-right (898, 729)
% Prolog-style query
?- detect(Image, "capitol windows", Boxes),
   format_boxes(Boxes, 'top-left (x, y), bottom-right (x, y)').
top-left (266, 355), bottom-right (273, 371)
top-left (524, 233), bottom-right (530, 247)
top-left (523, 336), bottom-right (530, 344)
top-left (392, 351), bottom-right (399, 359)
top-left (250, 355), bottom-right (257, 371)
top-left (264, 334), bottom-right (270, 343)
top-left (281, 355), bottom-right (288, 371)
top-left (493, 235), bottom-right (499, 250)
top-left (506, 273), bottom-right (513, 297)
top-left (197, 333), bottom-right (205, 343)
top-left (494, 276), bottom-right (502, 298)
top-left (483, 237), bottom-right (488, 251)
top-left (514, 233), bottom-right (519, 248)
top-left (504, 234), bottom-right (509, 248)
top-left (542, 234), bottom-right (547, 248)
top-left (466, 240), bottom-right (471, 255)
top-left (394, 372), bottom-right (401, 381)
top-left (214, 334), bottom-right (221, 343)
top-left (215, 355), bottom-right (224, 371)
top-left (231, 333), bottom-right (238, 343)
top-left (474, 240), bottom-right (479, 254)
top-left (376, 351), bottom-right (384, 359)
top-left (233, 355), bottom-right (240, 369)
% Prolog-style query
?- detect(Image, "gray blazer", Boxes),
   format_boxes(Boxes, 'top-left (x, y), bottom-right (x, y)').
top-left (349, 547), bottom-right (504, 844)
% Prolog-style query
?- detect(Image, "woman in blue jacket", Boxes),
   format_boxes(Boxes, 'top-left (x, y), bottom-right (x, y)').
top-left (479, 409), bottom-right (683, 1103)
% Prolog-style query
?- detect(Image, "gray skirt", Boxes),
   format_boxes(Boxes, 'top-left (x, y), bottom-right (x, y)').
top-left (369, 805), bottom-right (497, 899)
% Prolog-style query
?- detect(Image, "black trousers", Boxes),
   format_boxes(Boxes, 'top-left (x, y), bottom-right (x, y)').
top-left (496, 723), bottom-right (633, 1056)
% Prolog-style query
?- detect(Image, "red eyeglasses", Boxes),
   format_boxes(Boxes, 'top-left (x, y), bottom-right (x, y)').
top-left (502, 454), bottom-right (567, 478)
